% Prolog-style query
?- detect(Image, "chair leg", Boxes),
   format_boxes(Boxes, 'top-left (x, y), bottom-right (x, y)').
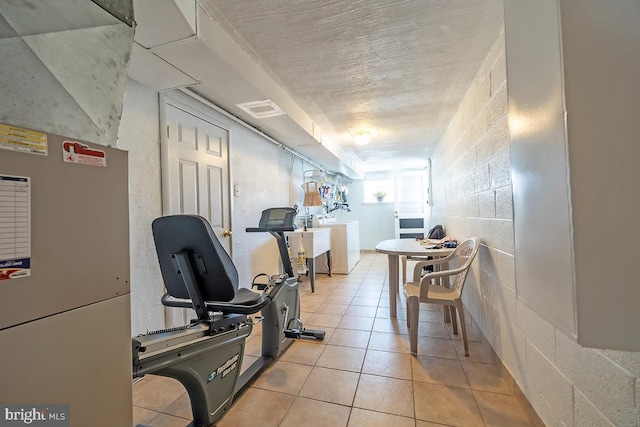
top-left (401, 256), bottom-right (407, 285)
top-left (405, 298), bottom-right (410, 328)
top-left (456, 302), bottom-right (469, 356)
top-left (407, 296), bottom-right (419, 356)
top-left (450, 306), bottom-right (458, 335)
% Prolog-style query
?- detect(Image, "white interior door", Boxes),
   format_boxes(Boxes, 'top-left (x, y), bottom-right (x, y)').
top-left (394, 170), bottom-right (429, 239)
top-left (161, 98), bottom-right (231, 326)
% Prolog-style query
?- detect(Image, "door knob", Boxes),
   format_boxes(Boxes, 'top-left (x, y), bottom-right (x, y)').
top-left (223, 230), bottom-right (232, 237)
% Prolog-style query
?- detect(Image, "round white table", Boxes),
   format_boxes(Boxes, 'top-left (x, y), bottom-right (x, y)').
top-left (375, 239), bottom-right (453, 318)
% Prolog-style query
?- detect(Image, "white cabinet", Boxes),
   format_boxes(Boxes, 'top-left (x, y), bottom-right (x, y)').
top-left (316, 221), bottom-right (360, 274)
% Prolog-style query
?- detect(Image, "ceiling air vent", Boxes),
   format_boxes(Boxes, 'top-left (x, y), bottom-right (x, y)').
top-left (236, 99), bottom-right (286, 119)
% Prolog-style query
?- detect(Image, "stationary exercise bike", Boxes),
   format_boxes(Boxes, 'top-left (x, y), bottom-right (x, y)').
top-left (131, 207), bottom-right (323, 426)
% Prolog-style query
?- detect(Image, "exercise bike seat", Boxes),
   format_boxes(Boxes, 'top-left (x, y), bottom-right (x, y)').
top-left (152, 214), bottom-right (269, 318)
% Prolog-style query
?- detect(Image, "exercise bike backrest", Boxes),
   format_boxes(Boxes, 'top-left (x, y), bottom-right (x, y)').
top-left (153, 214), bottom-right (275, 323)
top-left (153, 214), bottom-right (238, 302)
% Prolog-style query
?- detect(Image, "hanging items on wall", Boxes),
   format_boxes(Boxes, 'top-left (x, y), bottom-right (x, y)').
top-left (301, 170), bottom-right (324, 229)
top-left (302, 180), bottom-right (322, 207)
top-left (302, 170), bottom-right (353, 225)
top-left (323, 175), bottom-right (351, 213)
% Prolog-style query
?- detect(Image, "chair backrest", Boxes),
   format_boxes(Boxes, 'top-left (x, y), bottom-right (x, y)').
top-left (449, 238), bottom-right (480, 293)
top-left (152, 215), bottom-right (238, 303)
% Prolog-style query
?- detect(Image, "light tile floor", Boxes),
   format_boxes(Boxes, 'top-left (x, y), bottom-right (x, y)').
top-left (133, 252), bottom-right (536, 427)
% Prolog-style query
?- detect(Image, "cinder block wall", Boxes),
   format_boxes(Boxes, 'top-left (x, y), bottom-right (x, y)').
top-left (431, 29), bottom-right (640, 426)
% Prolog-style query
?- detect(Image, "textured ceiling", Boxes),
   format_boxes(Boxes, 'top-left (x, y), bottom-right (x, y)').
top-left (200, 0), bottom-right (504, 171)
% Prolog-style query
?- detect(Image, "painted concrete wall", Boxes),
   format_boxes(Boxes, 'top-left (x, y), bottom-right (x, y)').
top-left (227, 114), bottom-right (300, 286)
top-left (348, 180), bottom-right (395, 250)
top-left (117, 79), bottom-right (165, 336)
top-left (119, 80), bottom-right (319, 335)
top-left (431, 28), bottom-right (640, 427)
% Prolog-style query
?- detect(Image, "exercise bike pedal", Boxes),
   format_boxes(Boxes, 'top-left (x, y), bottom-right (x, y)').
top-left (284, 328), bottom-right (302, 339)
top-left (300, 329), bottom-right (325, 340)
top-left (283, 327), bottom-right (325, 340)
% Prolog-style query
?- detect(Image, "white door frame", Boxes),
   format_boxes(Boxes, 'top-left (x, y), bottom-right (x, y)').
top-left (159, 90), bottom-right (233, 327)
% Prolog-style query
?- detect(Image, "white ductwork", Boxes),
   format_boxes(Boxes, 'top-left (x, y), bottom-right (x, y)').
top-left (129, 0), bottom-right (364, 178)
top-left (0, 0), bottom-right (134, 147)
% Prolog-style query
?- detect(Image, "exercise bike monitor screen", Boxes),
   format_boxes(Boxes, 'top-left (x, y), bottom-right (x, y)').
top-left (247, 207), bottom-right (296, 232)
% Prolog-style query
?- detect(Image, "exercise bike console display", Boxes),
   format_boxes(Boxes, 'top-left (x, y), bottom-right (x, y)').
top-left (245, 206), bottom-right (296, 232)
top-left (246, 207), bottom-right (298, 278)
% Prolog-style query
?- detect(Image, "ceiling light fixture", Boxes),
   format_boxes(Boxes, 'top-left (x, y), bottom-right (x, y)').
top-left (353, 131), bottom-right (372, 146)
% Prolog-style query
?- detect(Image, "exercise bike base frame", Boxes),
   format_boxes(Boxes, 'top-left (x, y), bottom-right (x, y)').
top-left (133, 320), bottom-right (252, 427)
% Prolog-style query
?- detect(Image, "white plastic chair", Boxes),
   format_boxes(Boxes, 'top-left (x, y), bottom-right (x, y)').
top-left (401, 255), bottom-right (430, 285)
top-left (403, 238), bottom-right (479, 356)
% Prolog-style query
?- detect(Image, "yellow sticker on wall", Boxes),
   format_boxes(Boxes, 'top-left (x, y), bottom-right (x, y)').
top-left (0, 123), bottom-right (47, 155)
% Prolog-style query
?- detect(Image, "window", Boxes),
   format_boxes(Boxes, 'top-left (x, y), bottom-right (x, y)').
top-left (363, 178), bottom-right (394, 203)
